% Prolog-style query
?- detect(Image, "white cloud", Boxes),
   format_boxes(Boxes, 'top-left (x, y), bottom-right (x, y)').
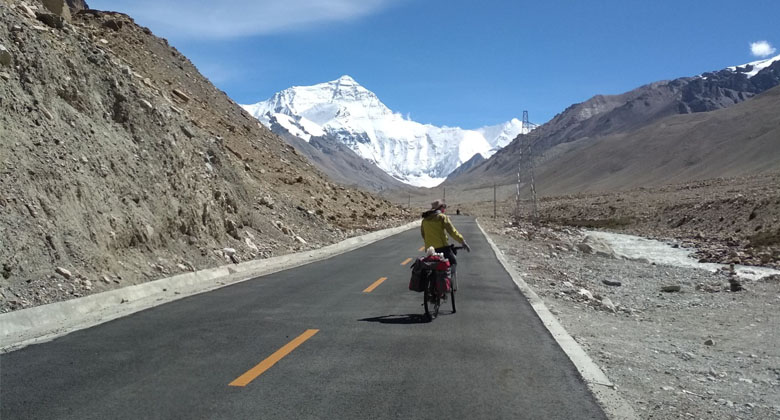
top-left (89, 0), bottom-right (403, 40)
top-left (750, 40), bottom-right (776, 57)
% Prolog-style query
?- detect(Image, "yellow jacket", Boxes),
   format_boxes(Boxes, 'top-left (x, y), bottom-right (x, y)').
top-left (420, 210), bottom-right (464, 249)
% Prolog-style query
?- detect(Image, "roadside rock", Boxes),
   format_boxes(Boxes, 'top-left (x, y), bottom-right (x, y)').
top-left (36, 12), bottom-right (65, 29)
top-left (18, 3), bottom-right (37, 19)
top-left (0, 44), bottom-right (12, 66)
top-left (578, 288), bottom-right (594, 300)
top-left (577, 235), bottom-right (617, 259)
top-left (599, 296), bottom-right (616, 312)
top-left (55, 267), bottom-right (72, 280)
top-left (172, 88), bottom-right (190, 102)
top-left (259, 196), bottom-right (275, 209)
top-left (42, 0), bottom-right (72, 21)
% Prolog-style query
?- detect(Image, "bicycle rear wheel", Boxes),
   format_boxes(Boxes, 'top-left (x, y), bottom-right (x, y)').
top-left (423, 280), bottom-right (439, 320)
top-left (423, 286), bottom-right (431, 318)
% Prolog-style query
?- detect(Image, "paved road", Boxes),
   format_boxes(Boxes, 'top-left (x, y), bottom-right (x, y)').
top-left (1, 216), bottom-right (606, 419)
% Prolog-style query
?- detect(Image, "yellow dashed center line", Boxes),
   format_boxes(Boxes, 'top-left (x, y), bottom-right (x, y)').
top-left (400, 258), bottom-right (412, 266)
top-left (229, 329), bottom-right (319, 387)
top-left (418, 246), bottom-right (425, 252)
top-left (363, 277), bottom-right (388, 293)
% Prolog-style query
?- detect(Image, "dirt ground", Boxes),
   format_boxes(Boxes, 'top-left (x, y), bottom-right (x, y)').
top-left (471, 179), bottom-right (780, 420)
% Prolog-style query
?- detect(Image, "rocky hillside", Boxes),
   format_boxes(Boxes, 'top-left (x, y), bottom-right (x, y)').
top-left (530, 85), bottom-right (780, 195)
top-left (448, 55), bottom-right (780, 187)
top-left (0, 1), bottom-right (411, 312)
top-left (272, 127), bottom-right (411, 193)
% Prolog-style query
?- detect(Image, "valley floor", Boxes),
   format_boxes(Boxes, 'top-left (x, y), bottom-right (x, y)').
top-left (481, 218), bottom-right (780, 420)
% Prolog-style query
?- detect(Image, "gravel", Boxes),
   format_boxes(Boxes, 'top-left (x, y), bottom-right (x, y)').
top-left (483, 219), bottom-right (780, 420)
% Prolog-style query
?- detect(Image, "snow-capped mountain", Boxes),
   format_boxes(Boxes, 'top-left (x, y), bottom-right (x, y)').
top-left (242, 76), bottom-right (525, 187)
top-left (726, 53), bottom-right (780, 78)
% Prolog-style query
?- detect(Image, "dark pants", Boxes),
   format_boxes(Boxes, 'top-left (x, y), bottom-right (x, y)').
top-left (435, 247), bottom-right (457, 290)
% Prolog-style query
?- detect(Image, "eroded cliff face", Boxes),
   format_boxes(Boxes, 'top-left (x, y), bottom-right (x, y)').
top-left (0, 1), bottom-right (412, 312)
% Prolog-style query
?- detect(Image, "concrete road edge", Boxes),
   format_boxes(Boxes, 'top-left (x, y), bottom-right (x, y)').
top-left (475, 219), bottom-right (638, 420)
top-left (1, 221), bottom-right (418, 353)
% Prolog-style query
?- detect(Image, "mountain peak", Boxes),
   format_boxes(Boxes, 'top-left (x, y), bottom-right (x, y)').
top-left (334, 75), bottom-right (358, 84)
top-left (241, 78), bottom-right (523, 187)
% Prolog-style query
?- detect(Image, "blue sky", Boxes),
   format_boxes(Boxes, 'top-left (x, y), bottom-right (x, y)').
top-left (90, 0), bottom-right (779, 128)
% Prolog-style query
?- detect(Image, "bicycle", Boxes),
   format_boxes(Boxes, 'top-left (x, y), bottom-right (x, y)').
top-left (422, 245), bottom-right (464, 320)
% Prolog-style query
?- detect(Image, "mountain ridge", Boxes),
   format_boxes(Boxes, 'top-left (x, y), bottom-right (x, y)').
top-left (446, 54), bottom-right (780, 188)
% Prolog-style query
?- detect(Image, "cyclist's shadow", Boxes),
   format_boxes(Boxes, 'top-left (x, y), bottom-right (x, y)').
top-left (358, 314), bottom-right (432, 324)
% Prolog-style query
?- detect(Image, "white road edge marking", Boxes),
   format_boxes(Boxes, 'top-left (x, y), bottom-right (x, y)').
top-left (476, 219), bottom-right (638, 420)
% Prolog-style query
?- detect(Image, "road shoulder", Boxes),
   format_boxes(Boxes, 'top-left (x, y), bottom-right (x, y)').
top-left (476, 218), bottom-right (639, 420)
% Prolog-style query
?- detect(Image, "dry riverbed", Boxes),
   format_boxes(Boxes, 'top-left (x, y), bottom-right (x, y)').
top-left (481, 218), bottom-right (780, 420)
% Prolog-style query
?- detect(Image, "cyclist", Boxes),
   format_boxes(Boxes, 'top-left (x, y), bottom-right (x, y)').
top-left (420, 199), bottom-right (470, 291)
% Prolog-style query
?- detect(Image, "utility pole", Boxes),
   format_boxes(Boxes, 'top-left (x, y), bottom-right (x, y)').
top-left (516, 110), bottom-right (539, 225)
top-left (493, 183), bottom-right (497, 219)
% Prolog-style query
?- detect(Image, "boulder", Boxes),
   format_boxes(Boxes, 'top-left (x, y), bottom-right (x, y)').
top-left (102, 19), bottom-right (123, 31)
top-left (18, 3), bottom-right (37, 19)
top-left (0, 44), bottom-right (11, 66)
top-left (600, 297), bottom-right (616, 312)
top-left (577, 235), bottom-right (617, 258)
top-left (172, 89), bottom-right (191, 102)
top-left (36, 12), bottom-right (65, 29)
top-left (42, 0), bottom-right (72, 21)
top-left (55, 267), bottom-right (72, 279)
top-left (180, 125), bottom-right (194, 139)
top-left (578, 288), bottom-right (594, 300)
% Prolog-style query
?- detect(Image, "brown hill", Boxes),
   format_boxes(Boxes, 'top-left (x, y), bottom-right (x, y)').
top-left (447, 83), bottom-right (780, 196)
top-left (533, 85), bottom-right (780, 195)
top-left (0, 1), bottom-right (410, 312)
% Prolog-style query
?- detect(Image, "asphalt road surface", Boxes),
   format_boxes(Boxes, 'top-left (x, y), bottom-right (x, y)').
top-left (1, 216), bottom-right (606, 419)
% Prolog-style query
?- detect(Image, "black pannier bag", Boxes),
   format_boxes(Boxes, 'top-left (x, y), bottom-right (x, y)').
top-left (409, 256), bottom-right (451, 293)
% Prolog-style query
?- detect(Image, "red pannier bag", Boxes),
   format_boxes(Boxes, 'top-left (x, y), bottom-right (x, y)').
top-left (409, 255), bottom-right (451, 295)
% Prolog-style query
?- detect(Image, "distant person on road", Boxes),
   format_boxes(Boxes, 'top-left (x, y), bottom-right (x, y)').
top-left (421, 200), bottom-right (470, 290)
